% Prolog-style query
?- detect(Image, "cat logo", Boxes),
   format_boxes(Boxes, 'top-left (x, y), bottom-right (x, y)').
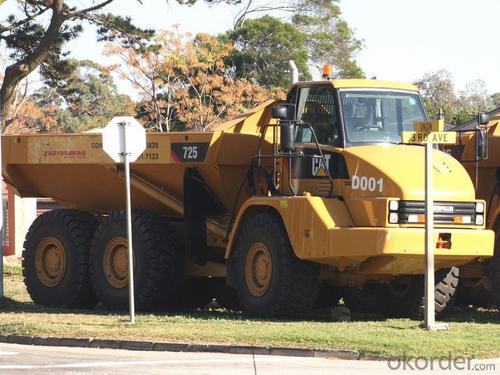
top-left (312, 154), bottom-right (331, 177)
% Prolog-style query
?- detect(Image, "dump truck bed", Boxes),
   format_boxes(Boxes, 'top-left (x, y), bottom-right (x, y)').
top-left (2, 101), bottom-right (277, 220)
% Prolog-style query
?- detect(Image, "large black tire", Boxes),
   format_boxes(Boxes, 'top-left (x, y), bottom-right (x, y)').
top-left (90, 210), bottom-right (180, 311)
top-left (22, 209), bottom-right (98, 308)
top-left (489, 231), bottom-right (500, 310)
top-left (342, 283), bottom-right (379, 313)
top-left (376, 267), bottom-right (459, 318)
top-left (229, 211), bottom-right (320, 317)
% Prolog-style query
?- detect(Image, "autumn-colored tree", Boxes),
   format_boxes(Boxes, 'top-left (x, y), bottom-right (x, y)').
top-left (5, 100), bottom-right (58, 134)
top-left (106, 30), bottom-right (279, 131)
top-left (105, 29), bottom-right (188, 132)
top-left (173, 33), bottom-right (276, 131)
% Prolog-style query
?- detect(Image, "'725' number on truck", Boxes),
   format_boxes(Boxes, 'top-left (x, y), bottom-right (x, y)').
top-left (183, 146), bottom-right (198, 160)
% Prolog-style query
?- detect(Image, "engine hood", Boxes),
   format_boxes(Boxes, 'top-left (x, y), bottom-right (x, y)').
top-left (341, 144), bottom-right (475, 201)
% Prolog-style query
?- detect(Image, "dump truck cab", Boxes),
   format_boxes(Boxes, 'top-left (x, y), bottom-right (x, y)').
top-left (225, 79), bottom-right (494, 316)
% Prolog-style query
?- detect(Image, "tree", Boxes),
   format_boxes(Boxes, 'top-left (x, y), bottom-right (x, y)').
top-left (230, 0), bottom-right (364, 80)
top-left (223, 15), bottom-right (310, 88)
top-left (107, 30), bottom-right (277, 131)
top-left (173, 33), bottom-right (277, 130)
top-left (291, 0), bottom-right (364, 78)
top-left (0, 0), bottom-right (152, 131)
top-left (8, 59), bottom-right (135, 133)
top-left (43, 59), bottom-right (135, 132)
top-left (414, 70), bottom-right (457, 122)
top-left (491, 92), bottom-right (500, 109)
top-left (414, 70), bottom-right (495, 125)
top-left (104, 29), bottom-right (187, 132)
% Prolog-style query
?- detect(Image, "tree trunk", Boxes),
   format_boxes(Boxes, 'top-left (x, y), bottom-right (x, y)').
top-left (0, 0), bottom-right (65, 131)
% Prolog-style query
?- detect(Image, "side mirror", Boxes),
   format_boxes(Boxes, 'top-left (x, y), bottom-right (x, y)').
top-left (479, 113), bottom-right (490, 125)
top-left (280, 121), bottom-right (295, 153)
top-left (271, 105), bottom-right (290, 120)
top-left (476, 128), bottom-right (488, 160)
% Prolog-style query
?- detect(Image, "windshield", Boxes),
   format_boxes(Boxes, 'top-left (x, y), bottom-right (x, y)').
top-left (340, 90), bottom-right (426, 145)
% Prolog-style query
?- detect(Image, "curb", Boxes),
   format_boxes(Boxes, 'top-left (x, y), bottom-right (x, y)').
top-left (0, 334), bottom-right (383, 360)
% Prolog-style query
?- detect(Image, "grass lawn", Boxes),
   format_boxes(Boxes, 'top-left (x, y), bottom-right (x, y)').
top-left (1, 263), bottom-right (500, 359)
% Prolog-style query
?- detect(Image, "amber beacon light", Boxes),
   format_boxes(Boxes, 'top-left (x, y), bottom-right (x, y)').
top-left (322, 64), bottom-right (333, 79)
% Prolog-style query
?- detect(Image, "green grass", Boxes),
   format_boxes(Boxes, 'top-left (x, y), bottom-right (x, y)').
top-left (1, 264), bottom-right (500, 359)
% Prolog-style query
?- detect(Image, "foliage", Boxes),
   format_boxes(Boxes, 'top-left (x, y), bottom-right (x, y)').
top-left (106, 30), bottom-right (278, 131)
top-left (7, 59), bottom-right (134, 133)
top-left (223, 15), bottom-right (310, 88)
top-left (490, 93), bottom-right (500, 109)
top-left (291, 0), bottom-right (364, 78)
top-left (5, 99), bottom-right (59, 134)
top-left (0, 0), bottom-right (150, 130)
top-left (414, 70), bottom-right (495, 125)
top-left (226, 0), bottom-right (364, 86)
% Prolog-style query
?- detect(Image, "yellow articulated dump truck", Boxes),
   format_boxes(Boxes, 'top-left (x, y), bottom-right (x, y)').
top-left (2, 79), bottom-right (495, 318)
top-left (447, 114), bottom-right (500, 310)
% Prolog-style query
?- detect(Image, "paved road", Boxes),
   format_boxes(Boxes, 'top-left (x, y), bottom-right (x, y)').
top-left (0, 342), bottom-right (498, 374)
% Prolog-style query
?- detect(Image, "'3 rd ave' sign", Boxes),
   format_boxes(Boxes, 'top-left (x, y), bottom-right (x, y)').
top-left (402, 119), bottom-right (456, 145)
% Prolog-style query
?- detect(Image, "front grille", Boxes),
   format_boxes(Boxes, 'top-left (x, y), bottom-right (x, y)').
top-left (398, 201), bottom-right (476, 224)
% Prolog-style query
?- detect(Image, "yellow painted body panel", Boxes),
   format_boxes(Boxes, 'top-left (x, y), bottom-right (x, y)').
top-left (2, 79), bottom-right (495, 282)
top-left (226, 196), bottom-right (494, 276)
top-left (341, 144), bottom-right (475, 202)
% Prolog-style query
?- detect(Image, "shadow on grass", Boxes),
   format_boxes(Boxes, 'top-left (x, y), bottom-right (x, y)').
top-left (441, 305), bottom-right (500, 323)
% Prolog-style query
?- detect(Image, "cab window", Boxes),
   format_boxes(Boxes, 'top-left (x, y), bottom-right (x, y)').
top-left (292, 85), bottom-right (341, 147)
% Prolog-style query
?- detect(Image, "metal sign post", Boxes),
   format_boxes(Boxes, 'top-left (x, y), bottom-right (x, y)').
top-left (102, 117), bottom-right (146, 324)
top-left (424, 142), bottom-right (435, 329)
top-left (121, 122), bottom-right (136, 324)
top-left (403, 120), bottom-right (456, 331)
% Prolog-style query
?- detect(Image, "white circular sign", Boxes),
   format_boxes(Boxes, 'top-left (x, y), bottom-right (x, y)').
top-left (102, 117), bottom-right (146, 163)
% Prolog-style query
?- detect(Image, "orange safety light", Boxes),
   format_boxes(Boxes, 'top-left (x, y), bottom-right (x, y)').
top-left (322, 64), bottom-right (333, 79)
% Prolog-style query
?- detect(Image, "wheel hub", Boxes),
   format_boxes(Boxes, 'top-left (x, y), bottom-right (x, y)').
top-left (245, 242), bottom-right (272, 297)
top-left (103, 236), bottom-right (129, 289)
top-left (35, 237), bottom-right (66, 287)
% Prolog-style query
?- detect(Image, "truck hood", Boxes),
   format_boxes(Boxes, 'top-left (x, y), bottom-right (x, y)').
top-left (341, 144), bottom-right (475, 201)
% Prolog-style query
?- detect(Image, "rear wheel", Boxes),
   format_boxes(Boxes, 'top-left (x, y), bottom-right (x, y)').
top-left (376, 267), bottom-right (459, 318)
top-left (90, 210), bottom-right (180, 311)
top-left (229, 211), bottom-right (319, 317)
top-left (23, 209), bottom-right (98, 308)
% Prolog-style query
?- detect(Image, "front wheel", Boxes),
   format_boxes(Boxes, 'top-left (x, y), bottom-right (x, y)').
top-left (376, 267), bottom-right (459, 318)
top-left (229, 211), bottom-right (319, 317)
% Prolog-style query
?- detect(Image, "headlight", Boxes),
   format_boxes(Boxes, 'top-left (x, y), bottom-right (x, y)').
top-left (389, 200), bottom-right (399, 211)
top-left (475, 215), bottom-right (484, 225)
top-left (389, 212), bottom-right (399, 224)
top-left (476, 202), bottom-right (485, 213)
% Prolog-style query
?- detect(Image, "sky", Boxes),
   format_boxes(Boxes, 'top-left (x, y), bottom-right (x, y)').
top-left (2, 0), bottom-right (500, 95)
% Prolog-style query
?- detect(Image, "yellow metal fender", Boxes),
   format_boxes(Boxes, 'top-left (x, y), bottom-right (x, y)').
top-left (224, 194), bottom-right (354, 260)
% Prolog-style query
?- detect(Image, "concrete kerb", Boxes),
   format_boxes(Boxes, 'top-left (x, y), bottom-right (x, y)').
top-left (1, 334), bottom-right (371, 360)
